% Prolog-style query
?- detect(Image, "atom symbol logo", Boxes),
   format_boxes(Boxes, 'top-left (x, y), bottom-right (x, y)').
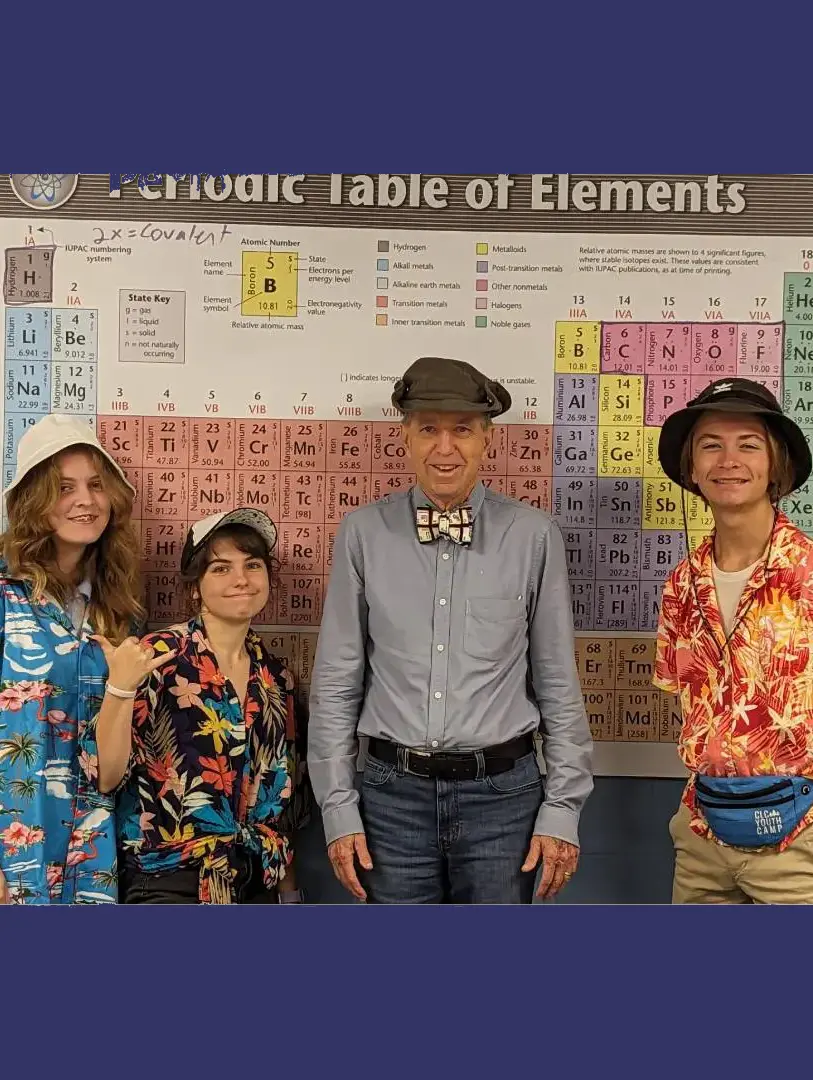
top-left (9, 174), bottom-right (79, 210)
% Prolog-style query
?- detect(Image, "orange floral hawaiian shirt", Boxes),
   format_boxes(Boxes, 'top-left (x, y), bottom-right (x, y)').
top-left (654, 511), bottom-right (813, 851)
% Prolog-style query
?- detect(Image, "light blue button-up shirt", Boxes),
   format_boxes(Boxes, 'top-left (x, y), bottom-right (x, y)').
top-left (308, 481), bottom-right (594, 847)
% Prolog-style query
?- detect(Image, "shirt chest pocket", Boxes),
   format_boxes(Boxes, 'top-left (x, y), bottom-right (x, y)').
top-left (464, 597), bottom-right (527, 661)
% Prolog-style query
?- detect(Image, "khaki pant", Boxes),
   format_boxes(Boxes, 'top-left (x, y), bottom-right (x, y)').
top-left (670, 803), bottom-right (813, 904)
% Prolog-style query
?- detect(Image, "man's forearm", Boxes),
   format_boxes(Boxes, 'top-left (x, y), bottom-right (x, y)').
top-left (307, 741), bottom-right (364, 844)
top-left (529, 521), bottom-right (595, 844)
top-left (533, 704), bottom-right (594, 845)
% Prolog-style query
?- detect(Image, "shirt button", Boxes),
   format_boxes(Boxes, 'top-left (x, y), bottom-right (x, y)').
top-left (439, 598), bottom-right (447, 606)
top-left (431, 740), bottom-right (439, 748)
top-left (442, 553), bottom-right (451, 560)
top-left (437, 644), bottom-right (444, 651)
top-left (434, 691), bottom-right (442, 699)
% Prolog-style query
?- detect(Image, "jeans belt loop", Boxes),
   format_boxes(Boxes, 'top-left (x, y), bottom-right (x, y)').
top-left (475, 750), bottom-right (486, 781)
top-left (396, 745), bottom-right (407, 776)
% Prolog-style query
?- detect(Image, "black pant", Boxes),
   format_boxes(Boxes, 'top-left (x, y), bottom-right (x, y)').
top-left (120, 853), bottom-right (277, 905)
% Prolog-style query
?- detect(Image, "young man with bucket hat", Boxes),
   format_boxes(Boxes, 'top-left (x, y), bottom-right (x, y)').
top-left (654, 377), bottom-right (813, 903)
top-left (308, 357), bottom-right (593, 904)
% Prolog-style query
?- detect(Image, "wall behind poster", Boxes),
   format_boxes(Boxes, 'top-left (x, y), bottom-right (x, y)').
top-left (3, 173), bottom-right (812, 779)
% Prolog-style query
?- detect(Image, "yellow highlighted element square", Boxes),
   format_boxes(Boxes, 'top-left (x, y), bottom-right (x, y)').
top-left (241, 251), bottom-right (298, 317)
top-left (599, 374), bottom-right (645, 426)
top-left (555, 321), bottom-right (600, 373)
top-left (476, 243), bottom-right (489, 255)
top-left (643, 427), bottom-right (666, 478)
top-left (643, 478), bottom-right (683, 530)
top-left (598, 426), bottom-right (643, 477)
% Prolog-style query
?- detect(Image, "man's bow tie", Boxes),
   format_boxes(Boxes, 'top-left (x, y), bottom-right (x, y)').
top-left (416, 506), bottom-right (473, 545)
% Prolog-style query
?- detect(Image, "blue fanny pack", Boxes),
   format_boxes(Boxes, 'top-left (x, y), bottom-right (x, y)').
top-left (694, 775), bottom-right (813, 848)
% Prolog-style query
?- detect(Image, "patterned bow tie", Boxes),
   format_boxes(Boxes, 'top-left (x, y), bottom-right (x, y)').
top-left (416, 505), bottom-right (474, 545)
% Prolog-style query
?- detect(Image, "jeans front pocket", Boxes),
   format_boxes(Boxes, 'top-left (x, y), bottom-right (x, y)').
top-left (485, 752), bottom-right (543, 795)
top-left (362, 755), bottom-right (396, 788)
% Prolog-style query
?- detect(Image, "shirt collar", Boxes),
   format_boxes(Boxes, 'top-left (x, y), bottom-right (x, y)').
top-left (411, 479), bottom-right (486, 516)
top-left (189, 615), bottom-right (263, 658)
top-left (689, 508), bottom-right (793, 590)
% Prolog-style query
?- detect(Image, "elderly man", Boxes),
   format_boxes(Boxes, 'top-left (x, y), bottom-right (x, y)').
top-left (308, 356), bottom-right (594, 904)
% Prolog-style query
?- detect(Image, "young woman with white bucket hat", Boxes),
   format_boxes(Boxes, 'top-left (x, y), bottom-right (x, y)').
top-left (0, 413), bottom-right (167, 904)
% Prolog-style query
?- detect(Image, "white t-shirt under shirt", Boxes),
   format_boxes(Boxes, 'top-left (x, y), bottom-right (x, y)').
top-left (712, 558), bottom-right (760, 636)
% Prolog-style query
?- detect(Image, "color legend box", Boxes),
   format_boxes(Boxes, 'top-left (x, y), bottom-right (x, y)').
top-left (476, 243), bottom-right (488, 255)
top-left (376, 314), bottom-right (388, 326)
top-left (476, 279), bottom-right (488, 291)
top-left (475, 316), bottom-right (488, 328)
top-left (376, 295), bottom-right (388, 308)
top-left (378, 240), bottom-right (389, 252)
top-left (476, 298), bottom-right (488, 310)
top-left (377, 277), bottom-right (388, 289)
top-left (476, 260), bottom-right (488, 273)
top-left (377, 259), bottom-right (389, 271)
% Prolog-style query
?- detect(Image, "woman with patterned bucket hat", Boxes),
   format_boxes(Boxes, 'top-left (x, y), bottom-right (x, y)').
top-left (654, 377), bottom-right (813, 903)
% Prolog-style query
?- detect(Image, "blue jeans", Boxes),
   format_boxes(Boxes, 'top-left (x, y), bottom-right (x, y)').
top-left (359, 750), bottom-right (544, 904)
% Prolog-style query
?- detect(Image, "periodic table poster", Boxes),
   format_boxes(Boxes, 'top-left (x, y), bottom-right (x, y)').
top-left (2, 173), bottom-right (812, 779)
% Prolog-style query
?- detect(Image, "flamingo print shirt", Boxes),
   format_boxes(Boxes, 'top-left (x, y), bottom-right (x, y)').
top-left (0, 563), bottom-right (116, 903)
top-left (654, 511), bottom-right (813, 851)
top-left (114, 620), bottom-right (310, 904)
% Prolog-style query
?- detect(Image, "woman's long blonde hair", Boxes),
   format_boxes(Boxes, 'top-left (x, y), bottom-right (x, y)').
top-left (2, 446), bottom-right (144, 644)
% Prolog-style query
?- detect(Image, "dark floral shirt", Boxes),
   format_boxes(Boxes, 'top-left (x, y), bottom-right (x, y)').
top-left (115, 618), bottom-right (310, 903)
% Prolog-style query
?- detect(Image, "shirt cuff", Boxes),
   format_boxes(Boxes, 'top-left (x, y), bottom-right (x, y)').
top-left (533, 804), bottom-right (581, 847)
top-left (321, 803), bottom-right (365, 847)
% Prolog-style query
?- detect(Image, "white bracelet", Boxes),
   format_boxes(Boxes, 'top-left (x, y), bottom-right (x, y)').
top-left (105, 683), bottom-right (137, 700)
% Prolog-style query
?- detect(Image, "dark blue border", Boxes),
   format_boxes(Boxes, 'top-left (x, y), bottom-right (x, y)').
top-left (1, 4), bottom-right (803, 1073)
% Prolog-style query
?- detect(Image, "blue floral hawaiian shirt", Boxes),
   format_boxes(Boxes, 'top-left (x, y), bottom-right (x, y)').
top-left (0, 562), bottom-right (116, 904)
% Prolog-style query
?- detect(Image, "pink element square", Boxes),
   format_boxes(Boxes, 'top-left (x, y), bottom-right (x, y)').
top-left (646, 324), bottom-right (692, 375)
top-left (601, 324), bottom-right (646, 374)
top-left (738, 324), bottom-right (782, 377)
top-left (645, 375), bottom-right (692, 426)
top-left (691, 323), bottom-right (737, 376)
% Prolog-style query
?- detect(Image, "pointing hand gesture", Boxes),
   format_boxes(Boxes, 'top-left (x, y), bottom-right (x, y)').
top-left (91, 635), bottom-right (177, 694)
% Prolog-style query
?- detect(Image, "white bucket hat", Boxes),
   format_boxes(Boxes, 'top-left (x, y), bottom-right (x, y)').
top-left (4, 413), bottom-right (136, 501)
top-left (180, 508), bottom-right (278, 573)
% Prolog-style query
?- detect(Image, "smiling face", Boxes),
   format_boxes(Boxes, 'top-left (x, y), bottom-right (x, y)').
top-left (689, 411), bottom-right (775, 511)
top-left (402, 411), bottom-right (493, 509)
top-left (47, 449), bottom-right (112, 555)
top-left (196, 532), bottom-right (270, 623)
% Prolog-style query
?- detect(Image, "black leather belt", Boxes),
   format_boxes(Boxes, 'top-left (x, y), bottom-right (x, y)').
top-left (367, 733), bottom-right (535, 781)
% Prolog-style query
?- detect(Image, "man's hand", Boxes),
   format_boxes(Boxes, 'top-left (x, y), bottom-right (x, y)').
top-left (522, 835), bottom-right (579, 899)
top-left (327, 833), bottom-right (373, 901)
top-left (0, 868), bottom-right (8, 905)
